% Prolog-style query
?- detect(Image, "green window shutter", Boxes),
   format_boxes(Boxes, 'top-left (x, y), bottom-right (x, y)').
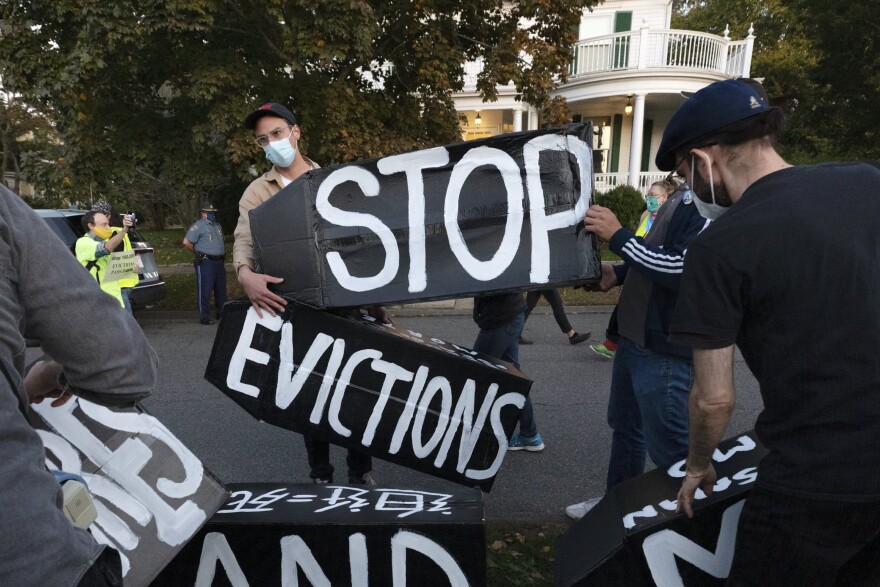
top-left (613, 12), bottom-right (633, 68)
top-left (610, 114), bottom-right (623, 173)
top-left (641, 119), bottom-right (654, 171)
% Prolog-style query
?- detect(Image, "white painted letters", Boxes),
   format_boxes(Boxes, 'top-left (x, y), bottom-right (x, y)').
top-left (316, 166), bottom-right (400, 292)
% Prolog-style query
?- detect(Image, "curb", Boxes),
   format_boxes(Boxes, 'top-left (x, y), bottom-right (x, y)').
top-left (135, 303), bottom-right (617, 322)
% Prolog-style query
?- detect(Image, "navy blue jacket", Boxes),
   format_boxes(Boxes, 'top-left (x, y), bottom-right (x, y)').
top-left (609, 193), bottom-right (709, 358)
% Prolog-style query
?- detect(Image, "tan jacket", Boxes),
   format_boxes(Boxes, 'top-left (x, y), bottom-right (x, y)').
top-left (232, 159), bottom-right (318, 272)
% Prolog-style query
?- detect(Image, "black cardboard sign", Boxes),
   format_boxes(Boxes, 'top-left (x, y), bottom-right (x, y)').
top-left (555, 431), bottom-right (768, 586)
top-left (205, 300), bottom-right (532, 491)
top-left (31, 398), bottom-right (227, 587)
top-left (250, 124), bottom-right (601, 308)
top-left (153, 482), bottom-right (486, 586)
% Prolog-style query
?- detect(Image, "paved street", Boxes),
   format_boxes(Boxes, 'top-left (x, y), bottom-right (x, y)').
top-left (135, 305), bottom-right (761, 524)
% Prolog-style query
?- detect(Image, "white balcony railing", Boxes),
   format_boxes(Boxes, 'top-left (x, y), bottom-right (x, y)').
top-left (594, 172), bottom-right (669, 193)
top-left (460, 28), bottom-right (754, 93)
top-left (569, 28), bottom-right (754, 79)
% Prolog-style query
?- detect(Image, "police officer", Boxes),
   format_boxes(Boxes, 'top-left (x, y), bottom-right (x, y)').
top-left (183, 201), bottom-right (226, 324)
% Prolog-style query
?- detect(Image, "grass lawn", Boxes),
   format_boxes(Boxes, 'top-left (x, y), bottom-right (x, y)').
top-left (487, 523), bottom-right (565, 586)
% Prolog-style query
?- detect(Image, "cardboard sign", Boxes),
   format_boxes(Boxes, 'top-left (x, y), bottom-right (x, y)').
top-left (154, 482), bottom-right (486, 586)
top-left (103, 250), bottom-right (138, 282)
top-left (250, 124), bottom-right (601, 308)
top-left (32, 398), bottom-right (228, 587)
top-left (555, 431), bottom-right (768, 586)
top-left (205, 300), bottom-right (532, 491)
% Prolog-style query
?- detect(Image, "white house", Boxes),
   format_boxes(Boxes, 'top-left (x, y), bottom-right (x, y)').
top-left (453, 0), bottom-right (755, 191)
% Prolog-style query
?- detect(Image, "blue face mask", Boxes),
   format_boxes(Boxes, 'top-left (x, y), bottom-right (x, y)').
top-left (646, 196), bottom-right (660, 213)
top-left (264, 136), bottom-right (296, 168)
top-left (206, 212), bottom-right (217, 223)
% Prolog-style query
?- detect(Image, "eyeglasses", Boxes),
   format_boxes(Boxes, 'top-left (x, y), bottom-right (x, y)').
top-left (254, 125), bottom-right (293, 148)
top-left (671, 142), bottom-right (717, 183)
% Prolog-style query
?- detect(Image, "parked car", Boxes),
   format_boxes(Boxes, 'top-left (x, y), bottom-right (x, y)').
top-left (36, 208), bottom-right (166, 309)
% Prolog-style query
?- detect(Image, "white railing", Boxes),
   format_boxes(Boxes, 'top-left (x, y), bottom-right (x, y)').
top-left (569, 28), bottom-right (754, 79)
top-left (594, 172), bottom-right (668, 193)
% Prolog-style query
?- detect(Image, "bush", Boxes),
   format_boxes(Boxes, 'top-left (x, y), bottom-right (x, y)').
top-left (594, 185), bottom-right (645, 232)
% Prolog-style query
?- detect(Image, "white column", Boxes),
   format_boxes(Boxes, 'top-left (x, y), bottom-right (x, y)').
top-left (628, 93), bottom-right (647, 189)
top-left (513, 104), bottom-right (523, 132)
top-left (527, 107), bottom-right (538, 131)
top-left (637, 27), bottom-right (649, 69)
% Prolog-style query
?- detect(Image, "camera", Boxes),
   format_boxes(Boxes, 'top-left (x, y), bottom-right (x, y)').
top-left (127, 211), bottom-right (137, 225)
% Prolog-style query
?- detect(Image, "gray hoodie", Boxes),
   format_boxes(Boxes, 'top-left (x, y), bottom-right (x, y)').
top-left (0, 186), bottom-right (157, 585)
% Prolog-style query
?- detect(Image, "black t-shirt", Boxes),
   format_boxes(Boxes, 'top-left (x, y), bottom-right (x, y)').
top-left (671, 163), bottom-right (880, 501)
top-left (472, 293), bottom-right (526, 330)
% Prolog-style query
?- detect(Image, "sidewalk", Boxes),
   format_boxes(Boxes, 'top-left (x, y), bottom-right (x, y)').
top-left (147, 264), bottom-right (615, 321)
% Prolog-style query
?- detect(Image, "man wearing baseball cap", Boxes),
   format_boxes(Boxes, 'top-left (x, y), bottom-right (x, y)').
top-left (233, 102), bottom-right (318, 316)
top-left (233, 102), bottom-right (380, 485)
top-left (663, 79), bottom-right (880, 584)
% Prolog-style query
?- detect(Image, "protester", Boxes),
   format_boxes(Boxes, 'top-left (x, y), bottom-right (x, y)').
top-left (90, 200), bottom-right (140, 313)
top-left (589, 180), bottom-right (675, 360)
top-left (520, 289), bottom-right (590, 346)
top-left (183, 200), bottom-right (226, 325)
top-left (234, 102), bottom-right (382, 484)
top-left (589, 307), bottom-right (618, 359)
top-left (660, 79), bottom-right (880, 585)
top-left (472, 293), bottom-right (544, 452)
top-left (76, 210), bottom-right (135, 310)
top-left (636, 180), bottom-right (674, 237)
top-left (0, 185), bottom-right (158, 586)
top-left (565, 179), bottom-right (707, 520)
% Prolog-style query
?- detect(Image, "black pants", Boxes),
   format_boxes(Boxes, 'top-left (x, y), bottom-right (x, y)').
top-left (304, 435), bottom-right (372, 483)
top-left (524, 289), bottom-right (572, 333)
top-left (728, 485), bottom-right (880, 586)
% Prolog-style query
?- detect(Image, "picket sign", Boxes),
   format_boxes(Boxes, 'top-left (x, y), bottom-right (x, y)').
top-left (250, 123), bottom-right (601, 308)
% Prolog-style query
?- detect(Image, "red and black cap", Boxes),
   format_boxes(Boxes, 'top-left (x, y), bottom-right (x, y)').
top-left (244, 102), bottom-right (297, 130)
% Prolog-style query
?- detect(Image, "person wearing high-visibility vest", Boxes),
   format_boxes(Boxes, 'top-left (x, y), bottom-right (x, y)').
top-left (74, 210), bottom-right (132, 309)
top-left (90, 200), bottom-right (140, 313)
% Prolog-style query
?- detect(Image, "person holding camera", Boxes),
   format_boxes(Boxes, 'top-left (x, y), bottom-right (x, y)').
top-left (90, 200), bottom-right (140, 313)
top-left (183, 201), bottom-right (226, 325)
top-left (75, 209), bottom-right (134, 310)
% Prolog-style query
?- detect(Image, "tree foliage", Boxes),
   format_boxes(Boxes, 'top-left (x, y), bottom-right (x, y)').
top-left (0, 0), bottom-right (598, 226)
top-left (673, 0), bottom-right (880, 162)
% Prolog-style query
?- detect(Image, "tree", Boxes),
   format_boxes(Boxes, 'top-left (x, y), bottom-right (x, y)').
top-left (781, 0), bottom-right (880, 161)
top-left (673, 0), bottom-right (880, 162)
top-left (0, 0), bottom-right (599, 226)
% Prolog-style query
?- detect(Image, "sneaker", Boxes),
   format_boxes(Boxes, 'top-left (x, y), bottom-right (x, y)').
top-left (565, 496), bottom-right (602, 520)
top-left (313, 478), bottom-right (331, 484)
top-left (590, 343), bottom-right (615, 359)
top-left (348, 472), bottom-right (377, 485)
top-left (508, 433), bottom-right (545, 452)
top-left (568, 331), bottom-right (591, 345)
top-left (519, 336), bottom-right (533, 345)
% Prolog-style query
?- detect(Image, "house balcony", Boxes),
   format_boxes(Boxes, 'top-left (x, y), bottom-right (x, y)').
top-left (459, 27), bottom-right (754, 97)
top-left (568, 27), bottom-right (753, 82)
top-left (454, 26), bottom-right (755, 188)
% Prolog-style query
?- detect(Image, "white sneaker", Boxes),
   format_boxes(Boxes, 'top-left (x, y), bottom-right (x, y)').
top-left (565, 496), bottom-right (602, 520)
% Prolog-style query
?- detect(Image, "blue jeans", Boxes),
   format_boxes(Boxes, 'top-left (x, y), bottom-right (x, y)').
top-left (120, 288), bottom-right (133, 315)
top-left (472, 312), bottom-right (537, 438)
top-left (606, 337), bottom-right (692, 490)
